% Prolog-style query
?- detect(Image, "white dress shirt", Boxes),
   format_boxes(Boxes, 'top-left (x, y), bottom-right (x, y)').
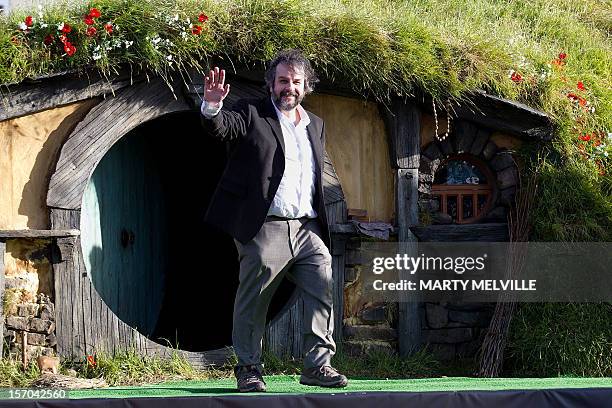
top-left (201, 99), bottom-right (318, 219)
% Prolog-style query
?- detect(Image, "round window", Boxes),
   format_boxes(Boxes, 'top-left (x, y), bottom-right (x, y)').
top-left (431, 155), bottom-right (495, 224)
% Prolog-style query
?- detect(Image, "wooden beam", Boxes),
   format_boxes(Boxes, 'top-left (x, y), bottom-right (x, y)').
top-left (0, 70), bottom-right (138, 122)
top-left (410, 223), bottom-right (509, 242)
top-left (0, 230), bottom-right (80, 239)
top-left (381, 99), bottom-right (421, 169)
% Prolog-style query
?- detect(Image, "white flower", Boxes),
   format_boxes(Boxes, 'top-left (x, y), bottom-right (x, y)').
top-left (18, 22), bottom-right (28, 30)
top-left (180, 31), bottom-right (187, 38)
top-left (124, 40), bottom-right (133, 49)
top-left (57, 22), bottom-right (64, 31)
top-left (607, 132), bottom-right (612, 141)
top-left (92, 53), bottom-right (102, 60)
top-left (173, 14), bottom-right (179, 21)
top-left (40, 23), bottom-right (48, 28)
top-left (166, 55), bottom-right (173, 61)
top-left (604, 152), bottom-right (609, 157)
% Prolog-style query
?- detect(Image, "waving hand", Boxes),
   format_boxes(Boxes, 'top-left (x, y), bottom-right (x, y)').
top-left (204, 67), bottom-right (230, 105)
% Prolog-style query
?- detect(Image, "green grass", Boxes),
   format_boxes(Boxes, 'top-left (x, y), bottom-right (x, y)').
top-left (507, 303), bottom-right (612, 377)
top-left (0, 349), bottom-right (232, 388)
top-left (0, 347), bottom-right (445, 388)
top-left (0, 355), bottom-right (41, 388)
top-left (262, 347), bottom-right (445, 379)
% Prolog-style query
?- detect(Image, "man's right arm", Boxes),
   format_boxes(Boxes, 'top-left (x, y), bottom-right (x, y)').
top-left (200, 99), bottom-right (249, 141)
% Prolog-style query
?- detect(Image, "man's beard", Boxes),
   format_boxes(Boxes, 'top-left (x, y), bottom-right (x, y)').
top-left (273, 90), bottom-right (303, 111)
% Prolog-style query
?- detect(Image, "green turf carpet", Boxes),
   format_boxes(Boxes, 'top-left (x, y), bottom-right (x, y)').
top-left (59, 376), bottom-right (612, 399)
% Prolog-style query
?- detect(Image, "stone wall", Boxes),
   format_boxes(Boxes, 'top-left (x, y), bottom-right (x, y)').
top-left (421, 301), bottom-right (494, 360)
top-left (2, 238), bottom-right (57, 360)
top-left (3, 293), bottom-right (56, 360)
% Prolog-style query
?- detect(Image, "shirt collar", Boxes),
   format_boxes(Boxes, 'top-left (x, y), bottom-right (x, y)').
top-left (271, 97), bottom-right (310, 128)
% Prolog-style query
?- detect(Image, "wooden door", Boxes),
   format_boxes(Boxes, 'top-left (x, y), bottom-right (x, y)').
top-left (81, 131), bottom-right (167, 337)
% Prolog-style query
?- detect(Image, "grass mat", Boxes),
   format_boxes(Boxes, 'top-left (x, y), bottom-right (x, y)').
top-left (57, 376), bottom-right (612, 399)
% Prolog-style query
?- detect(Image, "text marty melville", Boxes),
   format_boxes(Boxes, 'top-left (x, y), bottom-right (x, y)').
top-left (372, 279), bottom-right (537, 291)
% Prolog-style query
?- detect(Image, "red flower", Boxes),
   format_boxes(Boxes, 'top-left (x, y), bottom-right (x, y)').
top-left (593, 140), bottom-right (601, 147)
top-left (559, 52), bottom-right (567, 60)
top-left (64, 43), bottom-right (76, 56)
top-left (25, 16), bottom-right (33, 27)
top-left (198, 13), bottom-right (208, 23)
top-left (84, 16), bottom-right (94, 25)
top-left (579, 134), bottom-right (591, 141)
top-left (89, 8), bottom-right (101, 18)
top-left (567, 92), bottom-right (578, 101)
top-left (192, 25), bottom-right (203, 35)
top-left (61, 23), bottom-right (72, 33)
top-left (86, 26), bottom-right (97, 36)
top-left (104, 23), bottom-right (113, 34)
top-left (43, 34), bottom-right (54, 45)
top-left (578, 97), bottom-right (587, 106)
top-left (87, 355), bottom-right (96, 367)
top-left (510, 71), bottom-right (522, 83)
top-left (58, 34), bottom-right (68, 44)
top-left (577, 81), bottom-right (585, 91)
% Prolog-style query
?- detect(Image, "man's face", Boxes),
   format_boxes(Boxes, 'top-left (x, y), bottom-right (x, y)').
top-left (270, 63), bottom-right (306, 112)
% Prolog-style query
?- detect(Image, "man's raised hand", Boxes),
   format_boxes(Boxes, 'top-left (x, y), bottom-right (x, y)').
top-left (204, 67), bottom-right (230, 105)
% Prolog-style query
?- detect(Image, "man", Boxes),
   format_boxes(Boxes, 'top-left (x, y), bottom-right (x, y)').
top-left (200, 49), bottom-right (348, 392)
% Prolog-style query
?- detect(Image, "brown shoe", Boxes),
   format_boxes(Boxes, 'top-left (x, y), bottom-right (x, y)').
top-left (235, 365), bottom-right (267, 392)
top-left (300, 365), bottom-right (348, 388)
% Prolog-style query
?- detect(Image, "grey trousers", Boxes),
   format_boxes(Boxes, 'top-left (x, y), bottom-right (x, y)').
top-left (232, 216), bottom-right (336, 369)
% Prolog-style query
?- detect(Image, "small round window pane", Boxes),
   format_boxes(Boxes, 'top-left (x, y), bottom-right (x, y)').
top-left (433, 160), bottom-right (488, 185)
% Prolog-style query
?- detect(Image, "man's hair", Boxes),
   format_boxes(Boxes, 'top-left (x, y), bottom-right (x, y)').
top-left (265, 49), bottom-right (318, 94)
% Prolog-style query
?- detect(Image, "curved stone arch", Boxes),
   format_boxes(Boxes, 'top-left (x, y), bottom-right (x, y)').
top-left (47, 75), bottom-right (347, 366)
top-left (419, 120), bottom-right (520, 223)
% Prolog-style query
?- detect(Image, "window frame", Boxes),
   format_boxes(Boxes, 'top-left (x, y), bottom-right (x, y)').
top-left (431, 154), bottom-right (496, 224)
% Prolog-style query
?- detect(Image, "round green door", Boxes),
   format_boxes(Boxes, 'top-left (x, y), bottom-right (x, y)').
top-left (81, 129), bottom-right (167, 337)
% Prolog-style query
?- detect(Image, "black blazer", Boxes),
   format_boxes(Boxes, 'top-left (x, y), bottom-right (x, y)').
top-left (201, 97), bottom-right (331, 248)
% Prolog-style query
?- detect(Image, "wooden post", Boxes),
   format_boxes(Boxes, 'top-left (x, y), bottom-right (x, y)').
top-left (22, 331), bottom-right (28, 369)
top-left (0, 240), bottom-right (5, 359)
top-left (382, 99), bottom-right (422, 356)
top-left (396, 169), bottom-right (421, 356)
